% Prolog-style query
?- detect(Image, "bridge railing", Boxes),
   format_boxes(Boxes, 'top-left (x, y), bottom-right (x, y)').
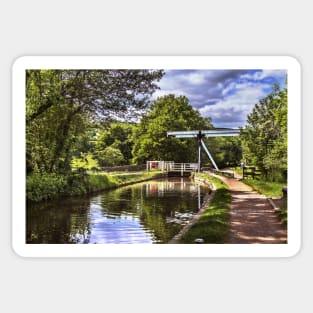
top-left (146, 161), bottom-right (199, 172)
top-left (146, 160), bottom-right (173, 171)
top-left (165, 162), bottom-right (198, 172)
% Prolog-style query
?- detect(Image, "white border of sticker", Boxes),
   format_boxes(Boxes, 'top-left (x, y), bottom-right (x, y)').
top-left (12, 56), bottom-right (301, 258)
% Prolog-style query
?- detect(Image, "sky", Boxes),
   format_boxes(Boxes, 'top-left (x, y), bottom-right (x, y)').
top-left (153, 69), bottom-right (287, 128)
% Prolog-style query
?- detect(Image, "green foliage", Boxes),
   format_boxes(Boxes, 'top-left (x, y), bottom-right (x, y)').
top-left (278, 207), bottom-right (288, 225)
top-left (180, 173), bottom-right (231, 243)
top-left (240, 83), bottom-right (287, 181)
top-left (26, 172), bottom-right (113, 201)
top-left (94, 122), bottom-right (135, 165)
top-left (26, 69), bottom-right (164, 123)
top-left (71, 152), bottom-right (100, 170)
top-left (26, 174), bottom-right (67, 201)
top-left (203, 136), bottom-right (242, 168)
top-left (95, 146), bottom-right (125, 167)
top-left (26, 69), bottom-right (164, 175)
top-left (26, 171), bottom-right (163, 202)
top-left (132, 94), bottom-right (213, 164)
top-left (86, 173), bottom-right (118, 192)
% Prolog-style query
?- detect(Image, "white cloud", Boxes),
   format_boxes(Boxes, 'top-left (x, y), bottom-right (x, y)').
top-left (200, 81), bottom-right (270, 127)
top-left (152, 69), bottom-right (286, 128)
top-left (180, 72), bottom-right (209, 85)
top-left (240, 70), bottom-right (287, 81)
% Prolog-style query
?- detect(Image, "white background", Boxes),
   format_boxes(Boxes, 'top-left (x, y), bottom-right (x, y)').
top-left (0, 1), bottom-right (310, 312)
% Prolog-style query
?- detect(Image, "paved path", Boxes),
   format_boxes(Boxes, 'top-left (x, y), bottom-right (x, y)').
top-left (211, 174), bottom-right (287, 244)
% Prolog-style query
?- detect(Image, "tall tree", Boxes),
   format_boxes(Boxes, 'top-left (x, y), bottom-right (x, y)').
top-left (240, 83), bottom-right (287, 181)
top-left (26, 69), bottom-right (164, 174)
top-left (26, 70), bottom-right (164, 122)
top-left (132, 95), bottom-right (213, 164)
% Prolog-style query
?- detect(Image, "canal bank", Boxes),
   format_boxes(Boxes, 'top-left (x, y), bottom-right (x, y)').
top-left (26, 170), bottom-right (165, 202)
top-left (175, 173), bottom-right (231, 244)
top-left (168, 178), bottom-right (216, 243)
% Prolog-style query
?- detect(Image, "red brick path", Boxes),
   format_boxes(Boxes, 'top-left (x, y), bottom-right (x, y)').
top-left (213, 175), bottom-right (287, 244)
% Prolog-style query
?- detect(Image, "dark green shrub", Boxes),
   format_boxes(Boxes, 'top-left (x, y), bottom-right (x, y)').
top-left (26, 174), bottom-right (67, 201)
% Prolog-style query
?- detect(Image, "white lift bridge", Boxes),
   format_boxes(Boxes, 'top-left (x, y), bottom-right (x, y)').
top-left (167, 129), bottom-right (240, 172)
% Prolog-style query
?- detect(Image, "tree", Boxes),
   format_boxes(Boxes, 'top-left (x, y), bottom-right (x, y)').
top-left (96, 147), bottom-right (125, 167)
top-left (26, 70), bottom-right (164, 122)
top-left (240, 83), bottom-right (287, 181)
top-left (26, 69), bottom-right (164, 174)
top-left (203, 136), bottom-right (242, 168)
top-left (94, 122), bottom-right (135, 165)
top-left (132, 95), bottom-right (213, 164)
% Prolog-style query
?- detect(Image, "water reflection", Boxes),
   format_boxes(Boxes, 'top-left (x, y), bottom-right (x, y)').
top-left (27, 178), bottom-right (209, 244)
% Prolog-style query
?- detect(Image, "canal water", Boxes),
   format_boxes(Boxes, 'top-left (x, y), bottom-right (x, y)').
top-left (26, 177), bottom-right (210, 244)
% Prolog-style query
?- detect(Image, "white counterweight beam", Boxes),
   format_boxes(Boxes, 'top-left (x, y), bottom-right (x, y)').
top-left (167, 129), bottom-right (240, 138)
top-left (166, 129), bottom-right (240, 171)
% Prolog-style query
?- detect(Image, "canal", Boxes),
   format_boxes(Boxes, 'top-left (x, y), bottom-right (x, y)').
top-left (26, 177), bottom-right (210, 244)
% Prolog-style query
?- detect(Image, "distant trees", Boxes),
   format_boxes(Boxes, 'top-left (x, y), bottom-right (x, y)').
top-left (240, 83), bottom-right (287, 181)
top-left (203, 136), bottom-right (242, 168)
top-left (96, 146), bottom-right (125, 167)
top-left (26, 69), bottom-right (164, 174)
top-left (94, 122), bottom-right (135, 166)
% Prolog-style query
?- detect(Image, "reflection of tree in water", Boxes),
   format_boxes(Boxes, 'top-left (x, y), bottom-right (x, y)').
top-left (27, 178), bottom-right (210, 244)
top-left (109, 179), bottom-right (208, 243)
top-left (27, 197), bottom-right (91, 243)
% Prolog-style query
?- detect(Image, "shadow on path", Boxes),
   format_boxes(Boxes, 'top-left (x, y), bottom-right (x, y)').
top-left (211, 174), bottom-right (287, 244)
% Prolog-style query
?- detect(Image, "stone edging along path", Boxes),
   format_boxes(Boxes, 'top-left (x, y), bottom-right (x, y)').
top-left (210, 173), bottom-right (287, 244)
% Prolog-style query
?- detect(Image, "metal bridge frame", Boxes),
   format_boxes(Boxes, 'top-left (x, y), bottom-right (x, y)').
top-left (167, 129), bottom-right (240, 172)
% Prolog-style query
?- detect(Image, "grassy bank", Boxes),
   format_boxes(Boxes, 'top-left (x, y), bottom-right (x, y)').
top-left (179, 173), bottom-right (231, 244)
top-left (242, 178), bottom-right (286, 198)
top-left (26, 170), bottom-right (163, 202)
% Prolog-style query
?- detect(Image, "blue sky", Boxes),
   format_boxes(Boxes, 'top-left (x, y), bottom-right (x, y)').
top-left (153, 69), bottom-right (287, 128)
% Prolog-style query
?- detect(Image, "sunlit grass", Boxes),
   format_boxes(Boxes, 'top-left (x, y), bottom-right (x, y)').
top-left (107, 170), bottom-right (163, 184)
top-left (71, 152), bottom-right (100, 170)
top-left (179, 173), bottom-right (231, 244)
top-left (242, 178), bottom-right (286, 198)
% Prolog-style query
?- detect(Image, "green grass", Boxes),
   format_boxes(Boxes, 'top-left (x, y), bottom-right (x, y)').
top-left (231, 166), bottom-right (243, 177)
top-left (179, 173), bottom-right (231, 244)
top-left (111, 171), bottom-right (163, 184)
top-left (89, 170), bottom-right (163, 187)
top-left (71, 153), bottom-right (100, 170)
top-left (278, 209), bottom-right (288, 225)
top-left (242, 178), bottom-right (286, 198)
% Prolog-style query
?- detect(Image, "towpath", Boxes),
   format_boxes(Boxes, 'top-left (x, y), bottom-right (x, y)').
top-left (210, 174), bottom-right (287, 244)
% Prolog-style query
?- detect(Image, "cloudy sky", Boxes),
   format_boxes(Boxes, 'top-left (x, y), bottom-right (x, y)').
top-left (153, 69), bottom-right (287, 128)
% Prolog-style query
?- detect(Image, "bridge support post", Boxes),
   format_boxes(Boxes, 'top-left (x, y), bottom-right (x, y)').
top-left (198, 132), bottom-right (201, 173)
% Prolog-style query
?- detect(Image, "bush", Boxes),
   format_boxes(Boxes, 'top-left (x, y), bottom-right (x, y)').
top-left (63, 172), bottom-right (88, 196)
top-left (26, 172), bottom-right (119, 201)
top-left (27, 173), bottom-right (67, 201)
top-left (26, 171), bottom-right (162, 202)
top-left (86, 173), bottom-right (117, 192)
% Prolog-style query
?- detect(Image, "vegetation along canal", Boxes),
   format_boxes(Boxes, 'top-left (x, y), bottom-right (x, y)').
top-left (27, 178), bottom-right (210, 244)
